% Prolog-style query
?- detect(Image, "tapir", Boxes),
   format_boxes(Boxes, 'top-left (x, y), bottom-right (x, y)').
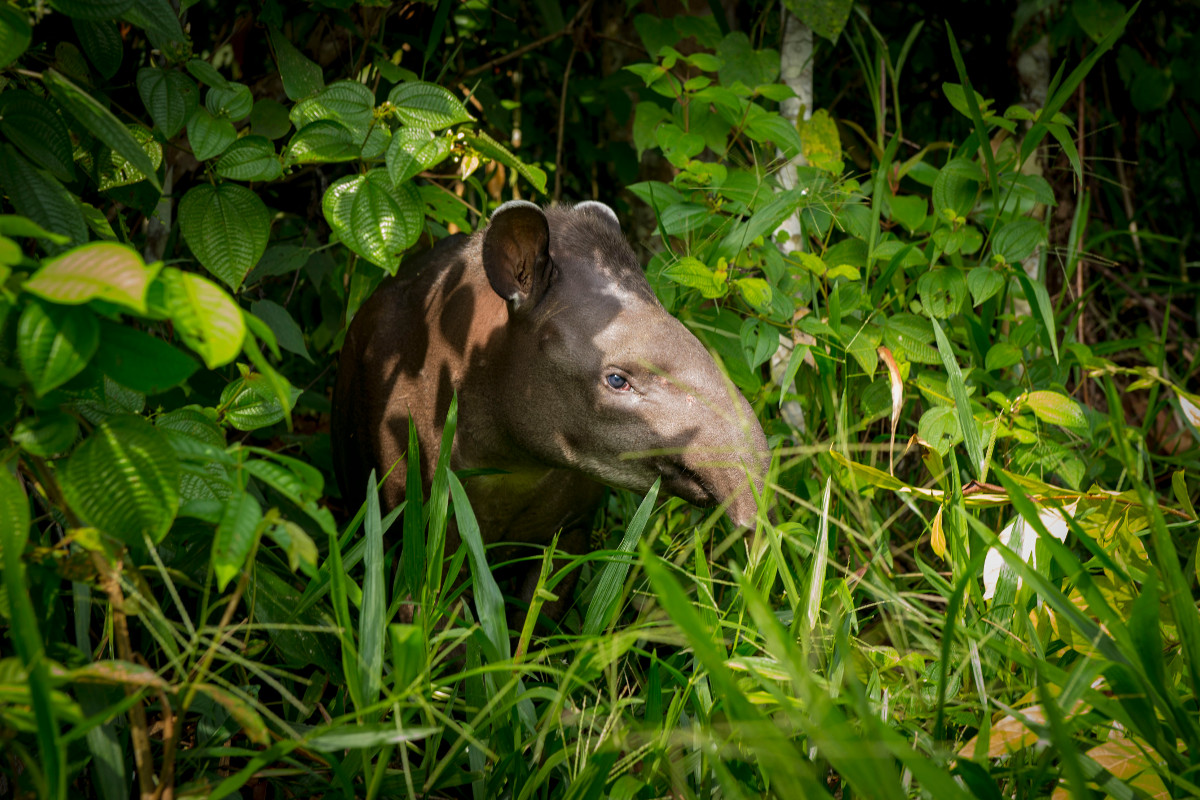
top-left (332, 200), bottom-right (768, 621)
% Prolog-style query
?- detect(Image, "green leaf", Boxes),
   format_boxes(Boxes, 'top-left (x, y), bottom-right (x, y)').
top-left (582, 479), bottom-right (660, 636)
top-left (0, 146), bottom-right (88, 254)
top-left (783, 0), bottom-right (853, 41)
top-left (448, 471), bottom-right (509, 662)
top-left (136, 68), bottom-right (199, 139)
top-left (51, 0), bottom-right (134, 19)
top-left (248, 99), bottom-right (292, 140)
top-left (18, 300), bottom-right (99, 396)
top-left (359, 468), bottom-right (385, 707)
top-left (213, 490), bottom-right (262, 591)
top-left (205, 82), bottom-right (253, 121)
top-left (13, 411), bottom-right (79, 457)
top-left (1025, 390), bottom-right (1087, 430)
top-left (967, 266), bottom-right (1004, 307)
top-left (460, 130), bottom-right (548, 193)
top-left (123, 0), bottom-right (188, 58)
top-left (886, 193), bottom-right (927, 232)
top-left (918, 406), bottom-right (961, 456)
top-left (388, 81), bottom-right (472, 130)
top-left (632, 102), bottom-right (672, 159)
top-left (991, 218), bottom-right (1045, 263)
top-left (798, 108), bottom-right (843, 173)
top-left (663, 256), bottom-right (727, 298)
top-left (929, 313), bottom-right (985, 477)
top-left (72, 18), bottom-right (123, 79)
top-left (0, 4), bottom-right (32, 69)
top-left (322, 170), bottom-right (423, 273)
top-left (249, 300), bottom-right (311, 362)
top-left (186, 107), bottom-right (236, 161)
top-left (286, 120), bottom-right (359, 164)
top-left (24, 242), bottom-right (154, 312)
top-left (216, 136), bottom-right (282, 182)
top-left (291, 80), bottom-right (374, 137)
top-left (267, 26), bottom-right (324, 101)
top-left (44, 69), bottom-right (162, 192)
top-left (62, 415), bottom-right (180, 545)
top-left (186, 58), bottom-right (229, 90)
top-left (917, 268), bottom-right (967, 319)
top-left (77, 125), bottom-right (163, 191)
top-left (386, 127), bottom-right (452, 185)
top-left (178, 182), bottom-right (270, 290)
top-left (984, 342), bottom-right (1022, 371)
top-left (0, 91), bottom-right (75, 181)
top-left (159, 267), bottom-right (245, 368)
top-left (1072, 0), bottom-right (1128, 43)
top-left (220, 372), bottom-right (291, 431)
top-left (735, 277), bottom-right (772, 311)
top-left (0, 215), bottom-right (72, 243)
top-left (931, 158), bottom-right (980, 219)
top-left (94, 320), bottom-right (199, 395)
top-left (716, 32), bottom-right (778, 88)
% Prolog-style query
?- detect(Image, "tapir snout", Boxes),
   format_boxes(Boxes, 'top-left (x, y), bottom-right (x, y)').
top-left (332, 200), bottom-right (769, 620)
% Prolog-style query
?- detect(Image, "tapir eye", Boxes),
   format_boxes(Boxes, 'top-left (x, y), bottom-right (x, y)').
top-left (605, 373), bottom-right (630, 391)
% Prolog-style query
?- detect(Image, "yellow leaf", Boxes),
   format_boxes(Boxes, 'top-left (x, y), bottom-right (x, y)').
top-left (931, 506), bottom-right (946, 559)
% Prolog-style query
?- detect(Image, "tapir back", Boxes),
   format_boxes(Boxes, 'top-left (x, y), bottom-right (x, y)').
top-left (332, 232), bottom-right (481, 512)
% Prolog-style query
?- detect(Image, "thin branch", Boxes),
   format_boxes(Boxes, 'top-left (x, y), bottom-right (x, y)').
top-left (553, 44), bottom-right (579, 203)
top-left (459, 0), bottom-right (594, 80)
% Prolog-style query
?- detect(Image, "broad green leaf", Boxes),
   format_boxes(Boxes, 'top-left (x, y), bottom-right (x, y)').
top-left (290, 80), bottom-right (374, 137)
top-left (72, 375), bottom-right (145, 425)
top-left (917, 268), bottom-right (967, 319)
top-left (932, 158), bottom-right (981, 219)
top-left (632, 102), bottom-right (672, 159)
top-left (0, 146), bottom-right (87, 254)
top-left (322, 170), bottom-right (423, 272)
top-left (286, 120), bottom-right (359, 164)
top-left (94, 320), bottom-right (199, 394)
top-left (44, 69), bottom-right (162, 192)
top-left (967, 266), bottom-right (1005, 306)
top-left (735, 277), bottom-right (772, 311)
top-left (216, 136), bottom-right (282, 182)
top-left (72, 18), bottom-right (123, 79)
top-left (249, 299), bottom-right (311, 362)
top-left (213, 491), bottom-right (262, 591)
top-left (76, 125), bottom-right (163, 191)
top-left (62, 415), bottom-right (180, 545)
top-left (991, 218), bottom-right (1046, 263)
top-left (0, 5), bottom-right (31, 69)
top-left (220, 372), bottom-right (291, 430)
top-left (205, 82), bottom-right (253, 121)
top-left (50, 0), bottom-right (134, 19)
top-left (267, 26), bottom-right (323, 101)
top-left (783, 0), bottom-right (853, 41)
top-left (13, 411), bottom-right (79, 457)
top-left (185, 58), bottom-right (229, 89)
top-left (123, 0), bottom-right (188, 58)
top-left (1073, 0), bottom-right (1128, 43)
top-left (388, 81), bottom-right (472, 130)
top-left (1025, 390), bottom-right (1087, 430)
top-left (159, 268), bottom-right (245, 368)
top-left (984, 342), bottom-right (1022, 371)
top-left (716, 32), bottom-right (779, 88)
top-left (178, 182), bottom-right (270, 290)
top-left (18, 301), bottom-right (99, 396)
top-left (798, 109), bottom-right (843, 173)
top-left (136, 68), bottom-right (199, 139)
top-left (0, 91), bottom-right (75, 181)
top-left (663, 256), bottom-right (727, 298)
top-left (460, 130), bottom-right (548, 193)
top-left (186, 107), bottom-right (236, 161)
top-left (25, 243), bottom-right (151, 317)
top-left (887, 193), bottom-right (927, 232)
top-left (386, 127), bottom-right (452, 185)
top-left (248, 99), bottom-right (291, 140)
top-left (918, 406), bottom-right (961, 456)
top-left (0, 215), bottom-right (71, 243)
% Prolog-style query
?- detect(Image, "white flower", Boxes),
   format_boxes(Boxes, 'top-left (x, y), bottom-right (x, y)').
top-left (982, 504), bottom-right (1074, 600)
top-left (1180, 392), bottom-right (1200, 429)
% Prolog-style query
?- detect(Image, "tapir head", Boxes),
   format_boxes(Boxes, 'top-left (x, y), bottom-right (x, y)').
top-left (477, 200), bottom-right (769, 528)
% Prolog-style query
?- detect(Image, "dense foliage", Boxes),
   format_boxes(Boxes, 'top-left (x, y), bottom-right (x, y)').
top-left (0, 0), bottom-right (1197, 798)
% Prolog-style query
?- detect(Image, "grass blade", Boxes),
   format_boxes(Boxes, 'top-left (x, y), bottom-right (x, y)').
top-left (359, 467), bottom-right (386, 711)
top-left (447, 470), bottom-right (508, 661)
top-left (929, 313), bottom-right (985, 477)
top-left (805, 476), bottom-right (832, 631)
top-left (581, 478), bottom-right (659, 636)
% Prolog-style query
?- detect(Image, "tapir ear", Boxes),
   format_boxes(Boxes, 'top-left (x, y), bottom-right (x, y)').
top-left (574, 201), bottom-right (620, 228)
top-left (482, 200), bottom-right (551, 312)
